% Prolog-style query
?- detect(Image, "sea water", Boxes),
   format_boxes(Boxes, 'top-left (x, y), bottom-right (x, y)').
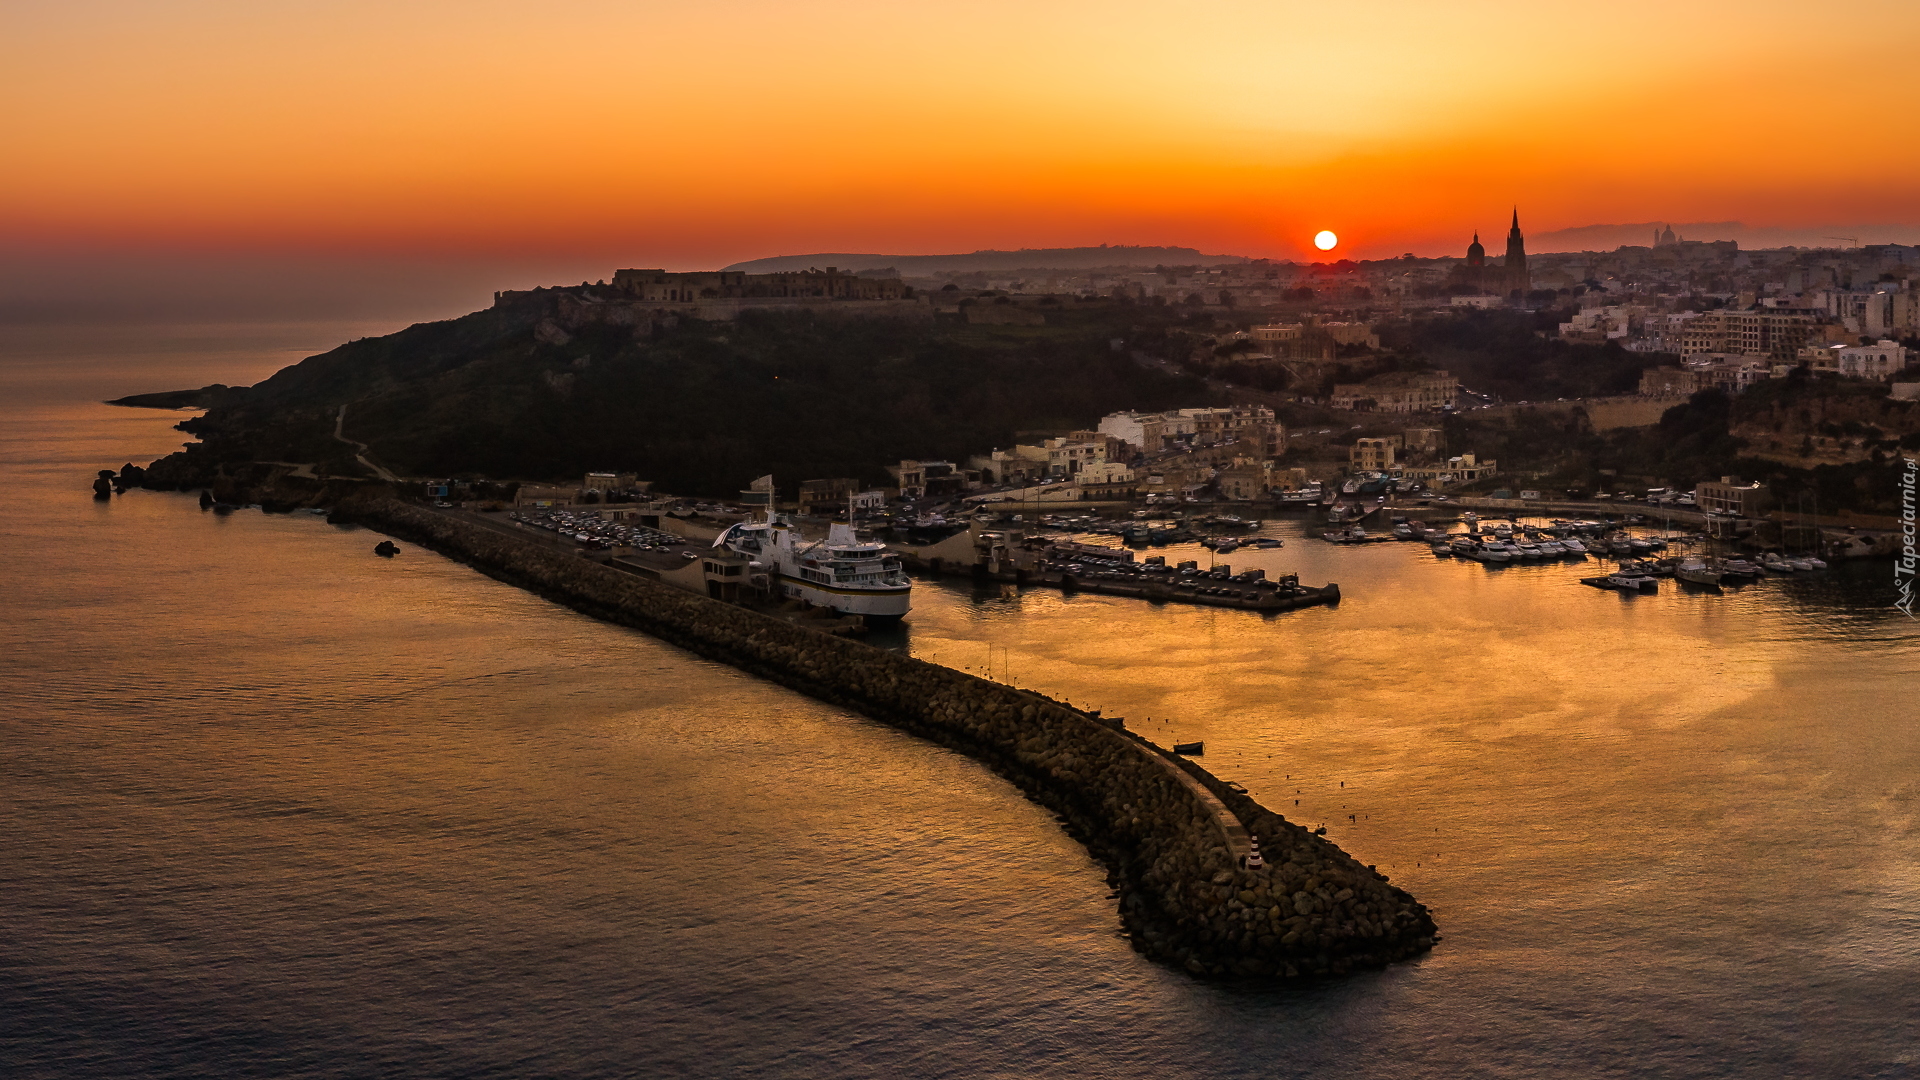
top-left (3, 322), bottom-right (1917, 1078)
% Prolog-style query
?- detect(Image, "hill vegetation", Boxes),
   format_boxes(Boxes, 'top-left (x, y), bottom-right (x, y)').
top-left (146, 301), bottom-right (1210, 496)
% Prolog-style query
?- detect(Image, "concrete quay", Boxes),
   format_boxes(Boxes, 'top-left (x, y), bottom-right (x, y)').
top-left (906, 554), bottom-right (1342, 613)
top-left (340, 497), bottom-right (1436, 980)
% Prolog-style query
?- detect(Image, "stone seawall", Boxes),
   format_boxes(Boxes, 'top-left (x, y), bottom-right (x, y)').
top-left (339, 499), bottom-right (1438, 979)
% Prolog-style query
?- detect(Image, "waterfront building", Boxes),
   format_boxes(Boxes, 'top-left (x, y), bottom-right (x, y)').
top-left (798, 478), bottom-right (864, 516)
top-left (889, 460), bottom-right (968, 500)
top-left (513, 483), bottom-right (580, 508)
top-left (1350, 438), bottom-right (1398, 471)
top-left (1694, 477), bottom-right (1772, 517)
top-left (1004, 437), bottom-right (1107, 479)
top-left (1398, 452), bottom-right (1497, 486)
top-left (1217, 459), bottom-right (1281, 501)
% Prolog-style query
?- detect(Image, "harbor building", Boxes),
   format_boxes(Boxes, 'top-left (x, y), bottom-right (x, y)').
top-left (1694, 477), bottom-right (1772, 517)
top-left (1350, 438), bottom-right (1398, 471)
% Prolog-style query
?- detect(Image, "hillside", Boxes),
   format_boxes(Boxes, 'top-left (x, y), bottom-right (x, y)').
top-left (722, 246), bottom-right (1250, 275)
top-left (139, 294), bottom-right (1211, 496)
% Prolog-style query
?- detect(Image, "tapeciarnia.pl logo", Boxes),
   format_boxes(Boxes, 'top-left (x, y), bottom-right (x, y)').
top-left (1898, 457), bottom-right (1917, 618)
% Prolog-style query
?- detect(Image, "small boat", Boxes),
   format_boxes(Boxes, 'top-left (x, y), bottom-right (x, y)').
top-left (1432, 542), bottom-right (1453, 557)
top-left (1805, 556), bottom-right (1828, 570)
top-left (1760, 553), bottom-right (1794, 573)
top-left (1675, 558), bottom-right (1723, 586)
top-left (1172, 741), bottom-right (1204, 755)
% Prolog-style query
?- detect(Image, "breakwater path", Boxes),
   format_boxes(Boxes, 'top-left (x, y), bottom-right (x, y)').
top-left (340, 499), bottom-right (1437, 979)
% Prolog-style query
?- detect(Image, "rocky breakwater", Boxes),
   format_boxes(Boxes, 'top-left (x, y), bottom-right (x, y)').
top-left (337, 498), bottom-right (1438, 979)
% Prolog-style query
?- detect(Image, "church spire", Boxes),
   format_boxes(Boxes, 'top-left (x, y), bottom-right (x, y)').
top-left (1503, 207), bottom-right (1528, 296)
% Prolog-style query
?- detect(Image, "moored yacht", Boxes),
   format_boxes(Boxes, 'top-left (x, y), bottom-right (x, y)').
top-left (1674, 558), bottom-right (1724, 586)
top-left (715, 517), bottom-right (912, 619)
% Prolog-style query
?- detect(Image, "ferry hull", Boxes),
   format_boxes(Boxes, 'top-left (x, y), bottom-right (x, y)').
top-left (777, 575), bottom-right (912, 618)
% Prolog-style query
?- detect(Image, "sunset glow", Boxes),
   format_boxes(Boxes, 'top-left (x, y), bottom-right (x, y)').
top-left (3, 0), bottom-right (1918, 265)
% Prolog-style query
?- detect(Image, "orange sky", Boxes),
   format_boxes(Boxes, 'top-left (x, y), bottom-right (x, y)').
top-left (4, 0), bottom-right (1918, 266)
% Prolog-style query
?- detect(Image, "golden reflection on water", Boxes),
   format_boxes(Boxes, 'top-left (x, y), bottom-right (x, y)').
top-left (6, 328), bottom-right (1920, 1076)
top-left (899, 526), bottom-right (1919, 963)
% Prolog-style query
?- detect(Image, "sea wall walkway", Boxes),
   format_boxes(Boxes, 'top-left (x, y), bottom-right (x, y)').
top-left (339, 499), bottom-right (1437, 979)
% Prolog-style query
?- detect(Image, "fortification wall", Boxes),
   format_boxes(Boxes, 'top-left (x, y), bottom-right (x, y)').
top-left (338, 499), bottom-right (1437, 979)
top-left (544, 293), bottom-right (933, 327)
top-left (1469, 395), bottom-right (1685, 430)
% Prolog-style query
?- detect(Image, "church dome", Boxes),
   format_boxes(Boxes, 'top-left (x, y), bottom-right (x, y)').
top-left (1466, 232), bottom-right (1485, 266)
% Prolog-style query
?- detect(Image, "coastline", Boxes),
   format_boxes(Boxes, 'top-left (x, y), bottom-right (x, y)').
top-left (329, 496), bottom-right (1438, 980)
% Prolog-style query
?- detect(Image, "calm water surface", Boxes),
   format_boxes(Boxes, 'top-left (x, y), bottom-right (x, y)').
top-left (4, 322), bottom-right (1918, 1078)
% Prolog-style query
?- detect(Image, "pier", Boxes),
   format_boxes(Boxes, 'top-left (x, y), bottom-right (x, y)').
top-left (340, 497), bottom-right (1436, 980)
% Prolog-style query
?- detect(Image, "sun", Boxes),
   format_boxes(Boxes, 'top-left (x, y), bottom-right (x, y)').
top-left (1314, 230), bottom-right (1338, 251)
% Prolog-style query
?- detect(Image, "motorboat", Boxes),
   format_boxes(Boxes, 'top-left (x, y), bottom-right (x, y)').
top-left (1674, 558), bottom-right (1724, 586)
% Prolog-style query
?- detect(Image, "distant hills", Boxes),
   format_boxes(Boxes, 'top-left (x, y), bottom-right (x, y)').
top-left (722, 246), bottom-right (1250, 275)
top-left (1532, 221), bottom-right (1920, 252)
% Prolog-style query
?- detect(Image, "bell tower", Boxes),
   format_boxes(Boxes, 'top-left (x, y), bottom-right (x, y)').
top-left (1504, 208), bottom-right (1528, 295)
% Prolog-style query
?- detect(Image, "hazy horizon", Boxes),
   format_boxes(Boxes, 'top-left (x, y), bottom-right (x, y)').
top-left (7, 219), bottom-right (1917, 327)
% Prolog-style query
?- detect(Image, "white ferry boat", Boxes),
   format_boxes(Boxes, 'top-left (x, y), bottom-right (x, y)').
top-left (714, 517), bottom-right (912, 620)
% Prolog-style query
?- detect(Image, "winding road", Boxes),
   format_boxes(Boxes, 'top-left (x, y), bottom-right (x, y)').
top-left (333, 405), bottom-right (399, 482)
